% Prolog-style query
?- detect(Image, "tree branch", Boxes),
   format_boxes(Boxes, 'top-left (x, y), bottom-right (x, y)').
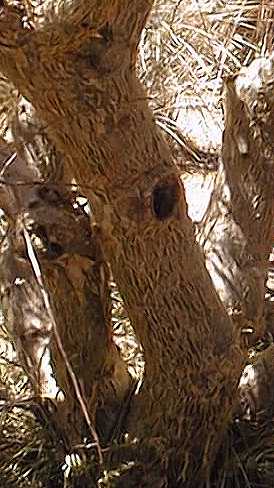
top-left (198, 56), bottom-right (274, 346)
top-left (0, 0), bottom-right (152, 84)
top-left (0, 123), bottom-right (132, 450)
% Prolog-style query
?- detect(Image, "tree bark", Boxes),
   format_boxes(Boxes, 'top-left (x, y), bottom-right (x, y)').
top-left (0, 122), bottom-right (131, 451)
top-left (1, 1), bottom-right (271, 485)
top-left (0, 1), bottom-right (244, 484)
top-left (198, 60), bottom-right (274, 347)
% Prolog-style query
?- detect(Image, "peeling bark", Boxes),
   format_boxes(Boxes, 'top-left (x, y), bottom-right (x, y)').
top-left (238, 344), bottom-right (274, 422)
top-left (255, 0), bottom-right (274, 55)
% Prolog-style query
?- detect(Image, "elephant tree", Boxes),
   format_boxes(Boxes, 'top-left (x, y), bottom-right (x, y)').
top-left (0, 1), bottom-right (274, 486)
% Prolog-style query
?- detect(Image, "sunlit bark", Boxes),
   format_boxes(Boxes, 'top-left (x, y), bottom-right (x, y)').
top-left (0, 127), bottom-right (131, 450)
top-left (198, 60), bottom-right (274, 347)
top-left (1, 2), bottom-right (273, 485)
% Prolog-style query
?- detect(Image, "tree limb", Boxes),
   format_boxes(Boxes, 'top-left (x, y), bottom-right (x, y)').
top-left (0, 0), bottom-right (152, 80)
top-left (198, 56), bottom-right (274, 346)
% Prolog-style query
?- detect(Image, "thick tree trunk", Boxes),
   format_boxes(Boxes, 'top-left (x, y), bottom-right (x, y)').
top-left (0, 3), bottom-right (243, 483)
top-left (0, 1), bottom-right (273, 485)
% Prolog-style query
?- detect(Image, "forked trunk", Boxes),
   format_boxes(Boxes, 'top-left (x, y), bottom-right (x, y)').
top-left (0, 2), bottom-right (273, 485)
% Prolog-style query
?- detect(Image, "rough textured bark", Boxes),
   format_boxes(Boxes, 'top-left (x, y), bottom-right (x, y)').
top-left (198, 60), bottom-right (274, 347)
top-left (0, 127), bottom-right (131, 451)
top-left (0, 3), bottom-right (244, 484)
top-left (238, 343), bottom-right (274, 422)
top-left (1, 1), bottom-right (273, 485)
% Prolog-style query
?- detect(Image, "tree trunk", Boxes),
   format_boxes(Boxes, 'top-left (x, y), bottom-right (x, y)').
top-left (0, 121), bottom-right (131, 452)
top-left (0, 2), bottom-right (273, 485)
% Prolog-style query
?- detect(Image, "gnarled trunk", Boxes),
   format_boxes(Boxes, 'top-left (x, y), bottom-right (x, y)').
top-left (0, 2), bottom-right (273, 485)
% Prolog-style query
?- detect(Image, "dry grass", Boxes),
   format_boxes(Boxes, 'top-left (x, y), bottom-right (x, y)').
top-left (139, 0), bottom-right (271, 170)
